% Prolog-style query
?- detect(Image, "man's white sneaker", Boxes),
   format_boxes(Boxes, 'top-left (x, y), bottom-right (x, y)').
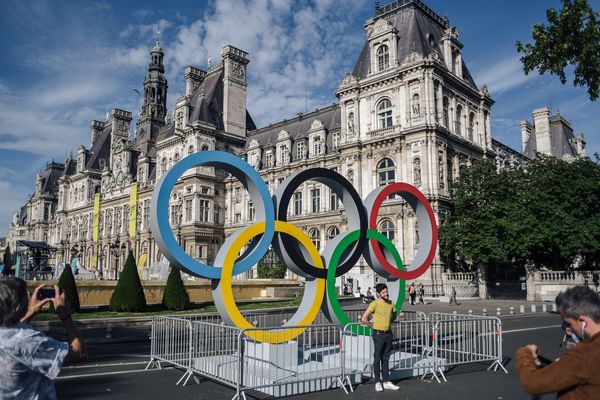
top-left (375, 382), bottom-right (384, 392)
top-left (383, 381), bottom-right (400, 390)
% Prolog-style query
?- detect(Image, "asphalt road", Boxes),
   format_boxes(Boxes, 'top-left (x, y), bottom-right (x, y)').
top-left (52, 312), bottom-right (566, 400)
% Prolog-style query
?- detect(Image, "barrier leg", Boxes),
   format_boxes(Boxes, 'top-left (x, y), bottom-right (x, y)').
top-left (488, 359), bottom-right (508, 374)
top-left (145, 358), bottom-right (161, 370)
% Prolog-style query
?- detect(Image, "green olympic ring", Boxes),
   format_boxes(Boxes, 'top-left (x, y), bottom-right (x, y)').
top-left (326, 229), bottom-right (405, 336)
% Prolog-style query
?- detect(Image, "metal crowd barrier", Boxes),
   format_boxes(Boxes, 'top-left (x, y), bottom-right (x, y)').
top-left (234, 324), bottom-right (347, 400)
top-left (145, 316), bottom-right (195, 384)
top-left (432, 316), bottom-right (507, 381)
top-left (147, 312), bottom-right (507, 398)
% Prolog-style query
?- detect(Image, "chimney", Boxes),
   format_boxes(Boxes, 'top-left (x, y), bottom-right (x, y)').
top-left (221, 45), bottom-right (250, 137)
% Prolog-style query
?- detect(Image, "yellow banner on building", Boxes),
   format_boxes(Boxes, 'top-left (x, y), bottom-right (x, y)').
top-left (92, 193), bottom-right (101, 269)
top-left (128, 182), bottom-right (138, 252)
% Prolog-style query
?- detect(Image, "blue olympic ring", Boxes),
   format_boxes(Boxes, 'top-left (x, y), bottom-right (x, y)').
top-left (149, 151), bottom-right (275, 279)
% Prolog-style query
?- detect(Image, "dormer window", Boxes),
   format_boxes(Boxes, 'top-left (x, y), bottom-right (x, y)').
top-left (377, 45), bottom-right (389, 71)
top-left (377, 99), bottom-right (393, 129)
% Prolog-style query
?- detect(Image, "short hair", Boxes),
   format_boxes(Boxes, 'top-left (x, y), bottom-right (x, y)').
top-left (375, 283), bottom-right (387, 294)
top-left (0, 277), bottom-right (29, 327)
top-left (556, 286), bottom-right (600, 323)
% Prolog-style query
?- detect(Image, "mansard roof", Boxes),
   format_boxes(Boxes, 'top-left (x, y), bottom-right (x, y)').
top-left (352, 0), bottom-right (477, 89)
top-left (85, 125), bottom-right (112, 171)
top-left (189, 70), bottom-right (224, 129)
top-left (40, 162), bottom-right (64, 195)
top-left (523, 113), bottom-right (580, 159)
top-left (246, 104), bottom-right (340, 149)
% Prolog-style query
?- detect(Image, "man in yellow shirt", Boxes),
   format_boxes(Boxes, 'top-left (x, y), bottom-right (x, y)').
top-left (361, 283), bottom-right (400, 392)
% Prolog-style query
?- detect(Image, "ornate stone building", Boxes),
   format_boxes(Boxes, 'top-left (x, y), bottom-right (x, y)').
top-left (7, 0), bottom-right (584, 291)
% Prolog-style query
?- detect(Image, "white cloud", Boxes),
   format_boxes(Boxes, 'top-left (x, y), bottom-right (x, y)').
top-left (0, 179), bottom-right (31, 236)
top-left (166, 0), bottom-right (367, 126)
top-left (473, 55), bottom-right (538, 96)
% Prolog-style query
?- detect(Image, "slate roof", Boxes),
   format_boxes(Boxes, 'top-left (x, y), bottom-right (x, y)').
top-left (523, 114), bottom-right (579, 159)
top-left (85, 126), bottom-right (112, 171)
top-left (352, 0), bottom-right (477, 89)
top-left (246, 104), bottom-right (340, 150)
top-left (40, 162), bottom-right (64, 195)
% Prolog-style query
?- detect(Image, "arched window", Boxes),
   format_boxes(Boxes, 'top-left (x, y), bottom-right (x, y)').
top-left (379, 219), bottom-right (395, 241)
top-left (468, 113), bottom-right (475, 141)
top-left (455, 105), bottom-right (463, 136)
top-left (377, 158), bottom-right (395, 186)
top-left (327, 227), bottom-right (340, 242)
top-left (188, 145), bottom-right (194, 155)
top-left (377, 99), bottom-right (393, 129)
top-left (347, 170), bottom-right (354, 185)
top-left (174, 153), bottom-right (180, 164)
top-left (443, 97), bottom-right (449, 128)
top-left (377, 45), bottom-right (389, 71)
top-left (201, 145), bottom-right (209, 151)
top-left (309, 228), bottom-right (321, 251)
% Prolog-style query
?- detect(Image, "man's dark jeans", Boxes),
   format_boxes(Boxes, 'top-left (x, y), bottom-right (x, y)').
top-left (372, 330), bottom-right (393, 382)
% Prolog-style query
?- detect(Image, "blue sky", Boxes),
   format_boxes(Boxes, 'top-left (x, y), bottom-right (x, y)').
top-left (0, 0), bottom-right (598, 236)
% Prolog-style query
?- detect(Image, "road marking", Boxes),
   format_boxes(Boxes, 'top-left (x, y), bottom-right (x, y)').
top-left (56, 367), bottom-right (169, 380)
top-left (504, 325), bottom-right (561, 333)
top-left (62, 361), bottom-right (147, 370)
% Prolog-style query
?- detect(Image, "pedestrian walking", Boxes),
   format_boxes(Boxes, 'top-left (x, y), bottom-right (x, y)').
top-left (418, 283), bottom-right (425, 304)
top-left (361, 283), bottom-right (400, 392)
top-left (408, 282), bottom-right (416, 305)
top-left (449, 286), bottom-right (459, 305)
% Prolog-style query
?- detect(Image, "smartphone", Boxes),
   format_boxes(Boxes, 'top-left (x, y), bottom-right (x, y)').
top-left (537, 354), bottom-right (554, 367)
top-left (38, 287), bottom-right (56, 300)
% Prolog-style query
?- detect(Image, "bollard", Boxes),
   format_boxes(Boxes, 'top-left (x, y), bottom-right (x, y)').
top-left (105, 326), bottom-right (113, 340)
top-left (531, 305), bottom-right (537, 313)
top-left (542, 304), bottom-right (547, 312)
top-left (510, 307), bottom-right (514, 315)
top-left (482, 308), bottom-right (487, 316)
top-left (253, 320), bottom-right (259, 327)
top-left (453, 310), bottom-right (457, 315)
top-left (282, 319), bottom-right (287, 324)
top-left (520, 305), bottom-right (525, 313)
top-left (496, 307), bottom-right (501, 316)
top-left (552, 304), bottom-right (557, 312)
top-left (468, 309), bottom-right (473, 316)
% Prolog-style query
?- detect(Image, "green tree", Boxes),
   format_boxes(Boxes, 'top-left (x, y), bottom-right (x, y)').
top-left (57, 263), bottom-right (80, 312)
top-left (109, 252), bottom-right (147, 312)
top-left (516, 0), bottom-right (600, 101)
top-left (439, 159), bottom-right (514, 271)
top-left (257, 252), bottom-right (287, 279)
top-left (162, 267), bottom-right (190, 311)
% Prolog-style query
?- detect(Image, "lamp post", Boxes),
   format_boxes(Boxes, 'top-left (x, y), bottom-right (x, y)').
top-left (110, 240), bottom-right (121, 280)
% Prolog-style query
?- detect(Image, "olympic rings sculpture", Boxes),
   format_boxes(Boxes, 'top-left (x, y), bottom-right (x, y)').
top-left (150, 151), bottom-right (437, 343)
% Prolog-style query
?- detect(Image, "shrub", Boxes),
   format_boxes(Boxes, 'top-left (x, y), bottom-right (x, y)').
top-left (57, 263), bottom-right (80, 313)
top-left (109, 252), bottom-right (146, 312)
top-left (162, 267), bottom-right (190, 311)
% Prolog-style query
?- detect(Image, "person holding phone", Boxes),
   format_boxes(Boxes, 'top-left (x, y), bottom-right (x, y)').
top-left (516, 286), bottom-right (600, 399)
top-left (0, 277), bottom-right (87, 399)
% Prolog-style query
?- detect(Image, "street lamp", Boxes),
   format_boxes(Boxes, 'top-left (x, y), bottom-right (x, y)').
top-left (110, 240), bottom-right (121, 280)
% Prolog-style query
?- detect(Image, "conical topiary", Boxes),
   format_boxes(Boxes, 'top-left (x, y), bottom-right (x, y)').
top-left (58, 263), bottom-right (80, 312)
top-left (162, 267), bottom-right (190, 311)
top-left (109, 252), bottom-right (146, 312)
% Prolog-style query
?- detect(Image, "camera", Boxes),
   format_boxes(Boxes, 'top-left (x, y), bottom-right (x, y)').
top-left (37, 287), bottom-right (56, 300)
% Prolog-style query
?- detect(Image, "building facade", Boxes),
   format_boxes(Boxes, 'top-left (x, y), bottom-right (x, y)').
top-left (6, 0), bottom-right (584, 292)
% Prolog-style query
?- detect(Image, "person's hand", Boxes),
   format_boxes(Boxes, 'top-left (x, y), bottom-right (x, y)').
top-left (525, 344), bottom-right (540, 365)
top-left (51, 285), bottom-right (71, 321)
top-left (20, 285), bottom-right (52, 323)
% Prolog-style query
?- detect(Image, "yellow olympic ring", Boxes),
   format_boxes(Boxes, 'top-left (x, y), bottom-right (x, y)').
top-left (215, 221), bottom-right (325, 343)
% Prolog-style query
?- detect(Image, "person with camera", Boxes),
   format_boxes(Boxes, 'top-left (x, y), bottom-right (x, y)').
top-left (0, 277), bottom-right (87, 399)
top-left (516, 286), bottom-right (600, 399)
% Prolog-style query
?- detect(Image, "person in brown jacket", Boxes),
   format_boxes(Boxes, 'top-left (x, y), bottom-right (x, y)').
top-left (515, 286), bottom-right (600, 399)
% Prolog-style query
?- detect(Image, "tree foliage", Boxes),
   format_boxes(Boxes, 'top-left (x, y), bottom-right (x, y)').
top-left (109, 252), bottom-right (147, 312)
top-left (516, 0), bottom-right (600, 101)
top-left (58, 263), bottom-right (80, 312)
top-left (257, 253), bottom-right (287, 279)
top-left (440, 156), bottom-right (600, 271)
top-left (162, 267), bottom-right (190, 311)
